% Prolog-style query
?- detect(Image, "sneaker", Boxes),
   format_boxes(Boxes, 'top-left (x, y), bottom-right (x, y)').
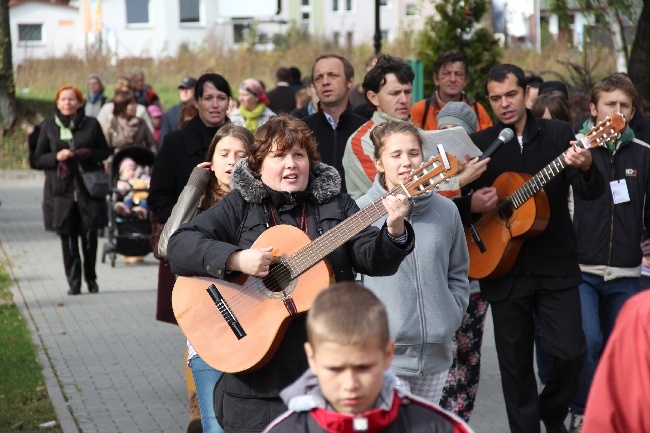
top-left (569, 413), bottom-right (583, 433)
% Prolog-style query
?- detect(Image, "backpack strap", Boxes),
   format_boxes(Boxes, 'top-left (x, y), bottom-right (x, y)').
top-left (421, 97), bottom-right (433, 129)
top-left (234, 200), bottom-right (250, 245)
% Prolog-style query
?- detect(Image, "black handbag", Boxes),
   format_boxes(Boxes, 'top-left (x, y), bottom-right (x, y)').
top-left (78, 165), bottom-right (110, 199)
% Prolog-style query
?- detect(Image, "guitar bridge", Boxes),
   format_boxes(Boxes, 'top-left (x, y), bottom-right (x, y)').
top-left (206, 284), bottom-right (246, 340)
top-left (468, 223), bottom-right (487, 253)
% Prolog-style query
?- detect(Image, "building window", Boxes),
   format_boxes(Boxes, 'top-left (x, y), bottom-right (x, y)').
top-left (233, 18), bottom-right (251, 43)
top-left (302, 0), bottom-right (310, 4)
top-left (333, 0), bottom-right (338, 11)
top-left (18, 24), bottom-right (42, 42)
top-left (180, 0), bottom-right (200, 23)
top-left (380, 0), bottom-right (388, 6)
top-left (346, 31), bottom-right (353, 50)
top-left (333, 31), bottom-right (340, 46)
top-left (126, 0), bottom-right (149, 24)
top-left (346, 0), bottom-right (352, 11)
top-left (302, 12), bottom-right (310, 32)
top-left (406, 4), bottom-right (417, 16)
top-left (381, 30), bottom-right (388, 41)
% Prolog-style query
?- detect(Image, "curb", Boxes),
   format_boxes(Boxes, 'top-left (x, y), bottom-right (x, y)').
top-left (3, 255), bottom-right (80, 433)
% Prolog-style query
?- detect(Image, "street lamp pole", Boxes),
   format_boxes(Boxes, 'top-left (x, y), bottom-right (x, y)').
top-left (374, 0), bottom-right (382, 54)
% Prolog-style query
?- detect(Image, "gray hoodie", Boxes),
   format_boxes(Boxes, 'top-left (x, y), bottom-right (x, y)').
top-left (357, 177), bottom-right (470, 377)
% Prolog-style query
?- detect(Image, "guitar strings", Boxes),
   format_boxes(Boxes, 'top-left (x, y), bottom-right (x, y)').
top-left (467, 121), bottom-right (619, 235)
top-left (208, 161), bottom-right (455, 314)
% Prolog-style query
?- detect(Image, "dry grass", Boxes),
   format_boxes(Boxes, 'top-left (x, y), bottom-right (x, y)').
top-left (15, 40), bottom-right (384, 108)
top-left (5, 39), bottom-right (617, 169)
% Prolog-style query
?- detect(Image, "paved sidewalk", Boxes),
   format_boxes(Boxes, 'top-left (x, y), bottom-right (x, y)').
top-left (0, 171), bottom-right (510, 433)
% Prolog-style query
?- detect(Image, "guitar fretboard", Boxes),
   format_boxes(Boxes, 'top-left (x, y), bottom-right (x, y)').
top-left (510, 151), bottom-right (569, 208)
top-left (284, 188), bottom-right (400, 278)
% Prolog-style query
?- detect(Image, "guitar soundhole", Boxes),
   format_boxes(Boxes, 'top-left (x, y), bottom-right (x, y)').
top-left (262, 262), bottom-right (293, 294)
top-left (497, 203), bottom-right (514, 220)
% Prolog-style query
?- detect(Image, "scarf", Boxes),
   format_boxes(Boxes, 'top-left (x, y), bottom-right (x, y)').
top-left (53, 105), bottom-right (85, 142)
top-left (238, 103), bottom-right (267, 131)
top-left (86, 92), bottom-right (104, 104)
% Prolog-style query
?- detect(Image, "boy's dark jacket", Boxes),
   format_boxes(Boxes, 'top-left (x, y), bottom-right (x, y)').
top-left (573, 122), bottom-right (650, 267)
top-left (263, 369), bottom-right (474, 433)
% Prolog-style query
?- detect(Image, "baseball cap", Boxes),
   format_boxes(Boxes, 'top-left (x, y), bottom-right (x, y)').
top-left (178, 77), bottom-right (197, 89)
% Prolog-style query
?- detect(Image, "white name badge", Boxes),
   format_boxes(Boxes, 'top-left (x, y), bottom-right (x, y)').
top-left (610, 179), bottom-right (630, 204)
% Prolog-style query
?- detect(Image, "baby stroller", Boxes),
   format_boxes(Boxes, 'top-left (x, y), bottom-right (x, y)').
top-left (101, 146), bottom-right (156, 267)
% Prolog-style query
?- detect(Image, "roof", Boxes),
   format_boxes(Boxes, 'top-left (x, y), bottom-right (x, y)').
top-left (9, 0), bottom-right (78, 9)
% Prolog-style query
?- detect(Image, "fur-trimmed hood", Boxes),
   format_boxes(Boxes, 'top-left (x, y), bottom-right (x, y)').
top-left (230, 159), bottom-right (341, 204)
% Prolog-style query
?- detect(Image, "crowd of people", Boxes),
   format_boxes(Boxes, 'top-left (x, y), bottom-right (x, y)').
top-left (29, 51), bottom-right (650, 433)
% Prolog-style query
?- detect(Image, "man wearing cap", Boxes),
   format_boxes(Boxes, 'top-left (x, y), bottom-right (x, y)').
top-left (411, 50), bottom-right (493, 132)
top-left (159, 76), bottom-right (197, 146)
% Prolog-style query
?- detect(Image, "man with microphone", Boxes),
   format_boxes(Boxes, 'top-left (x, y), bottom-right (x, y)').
top-left (466, 64), bottom-right (605, 433)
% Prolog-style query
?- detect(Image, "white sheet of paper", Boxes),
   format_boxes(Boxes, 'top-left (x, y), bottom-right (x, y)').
top-left (610, 179), bottom-right (630, 204)
top-left (421, 126), bottom-right (482, 160)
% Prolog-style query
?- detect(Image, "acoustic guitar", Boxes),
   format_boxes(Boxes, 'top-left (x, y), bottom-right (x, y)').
top-left (466, 113), bottom-right (627, 280)
top-left (172, 152), bottom-right (459, 373)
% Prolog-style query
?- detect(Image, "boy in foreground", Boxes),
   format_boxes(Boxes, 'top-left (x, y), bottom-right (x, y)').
top-left (263, 282), bottom-right (473, 433)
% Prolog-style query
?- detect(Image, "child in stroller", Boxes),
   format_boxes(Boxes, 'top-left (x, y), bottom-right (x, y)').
top-left (114, 157), bottom-right (150, 221)
top-left (102, 147), bottom-right (156, 267)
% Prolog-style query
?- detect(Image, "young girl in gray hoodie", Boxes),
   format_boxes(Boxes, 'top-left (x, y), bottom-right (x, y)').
top-left (356, 121), bottom-right (470, 405)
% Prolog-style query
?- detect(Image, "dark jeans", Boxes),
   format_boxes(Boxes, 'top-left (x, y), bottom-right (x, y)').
top-left (570, 273), bottom-right (640, 415)
top-left (60, 204), bottom-right (98, 290)
top-left (490, 276), bottom-right (585, 433)
top-left (534, 312), bottom-right (552, 385)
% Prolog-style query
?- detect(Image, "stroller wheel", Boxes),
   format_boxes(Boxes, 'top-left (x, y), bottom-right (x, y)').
top-left (101, 243), bottom-right (108, 264)
top-left (111, 252), bottom-right (116, 268)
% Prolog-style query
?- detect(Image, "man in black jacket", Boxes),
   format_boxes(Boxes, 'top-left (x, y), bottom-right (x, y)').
top-left (267, 67), bottom-right (297, 114)
top-left (302, 54), bottom-right (367, 193)
top-left (467, 64), bottom-right (605, 433)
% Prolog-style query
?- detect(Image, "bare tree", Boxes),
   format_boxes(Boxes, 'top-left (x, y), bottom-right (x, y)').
top-left (628, 2), bottom-right (650, 112)
top-left (0, 0), bottom-right (17, 133)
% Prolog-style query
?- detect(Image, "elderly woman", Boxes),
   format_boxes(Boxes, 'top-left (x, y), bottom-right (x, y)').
top-left (229, 78), bottom-right (275, 132)
top-left (34, 85), bottom-right (111, 295)
top-left (84, 74), bottom-right (107, 118)
top-left (167, 114), bottom-right (414, 433)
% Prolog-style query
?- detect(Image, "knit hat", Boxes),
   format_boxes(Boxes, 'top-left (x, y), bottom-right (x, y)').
top-left (240, 79), bottom-right (270, 105)
top-left (539, 81), bottom-right (569, 100)
top-left (436, 101), bottom-right (478, 134)
top-left (119, 157), bottom-right (137, 174)
top-left (147, 104), bottom-right (162, 118)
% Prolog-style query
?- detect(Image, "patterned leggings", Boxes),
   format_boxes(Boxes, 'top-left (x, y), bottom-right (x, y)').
top-left (439, 293), bottom-right (489, 422)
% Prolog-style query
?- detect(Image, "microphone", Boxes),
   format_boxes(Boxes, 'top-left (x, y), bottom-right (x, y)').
top-left (478, 128), bottom-right (514, 161)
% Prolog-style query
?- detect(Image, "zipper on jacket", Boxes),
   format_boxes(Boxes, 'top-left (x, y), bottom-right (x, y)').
top-left (408, 211), bottom-right (427, 376)
top-left (607, 154), bottom-right (616, 265)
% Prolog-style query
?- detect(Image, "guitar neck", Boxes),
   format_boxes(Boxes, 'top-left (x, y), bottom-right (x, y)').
top-left (285, 188), bottom-right (401, 277)
top-left (509, 138), bottom-right (591, 208)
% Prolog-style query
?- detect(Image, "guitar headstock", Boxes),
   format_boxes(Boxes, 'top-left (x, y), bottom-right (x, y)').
top-left (581, 112), bottom-right (627, 149)
top-left (402, 153), bottom-right (459, 197)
